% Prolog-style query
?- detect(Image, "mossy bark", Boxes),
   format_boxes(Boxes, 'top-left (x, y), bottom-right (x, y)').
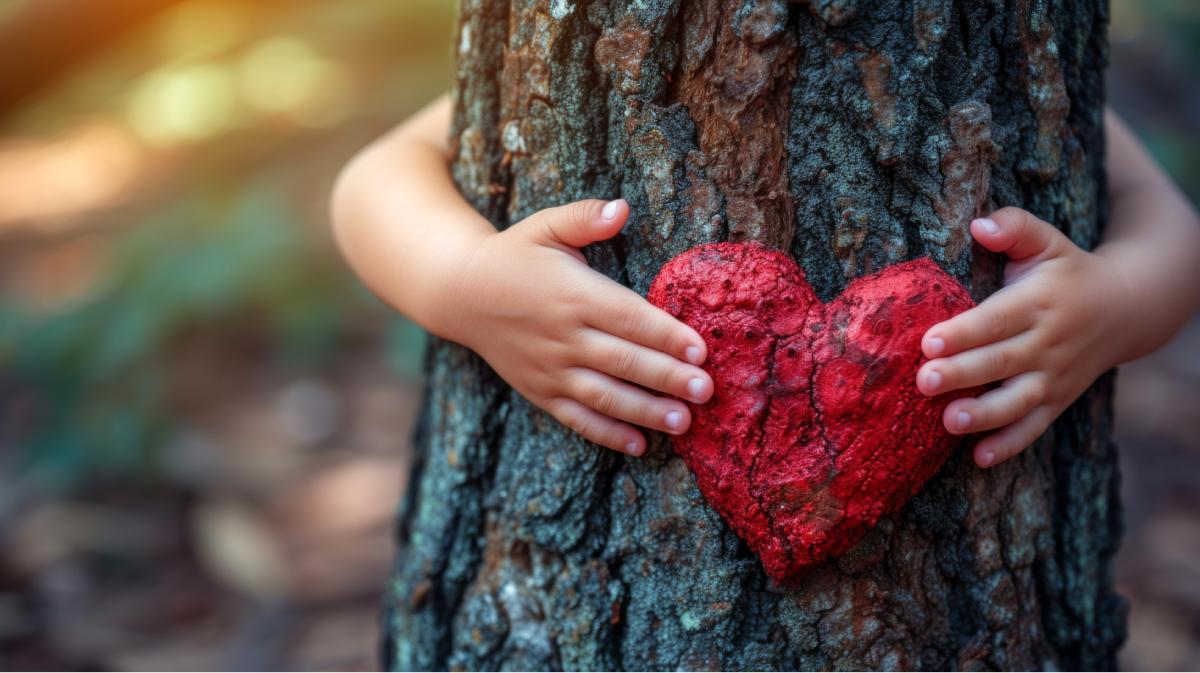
top-left (384, 0), bottom-right (1125, 669)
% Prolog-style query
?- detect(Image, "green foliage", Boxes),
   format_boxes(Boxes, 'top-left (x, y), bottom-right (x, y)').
top-left (0, 182), bottom-right (394, 487)
top-left (0, 0), bottom-right (450, 490)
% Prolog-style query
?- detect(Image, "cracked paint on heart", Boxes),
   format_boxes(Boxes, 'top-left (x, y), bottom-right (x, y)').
top-left (648, 242), bottom-right (979, 583)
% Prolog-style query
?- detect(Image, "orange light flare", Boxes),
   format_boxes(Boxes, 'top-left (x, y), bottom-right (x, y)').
top-left (0, 121), bottom-right (145, 235)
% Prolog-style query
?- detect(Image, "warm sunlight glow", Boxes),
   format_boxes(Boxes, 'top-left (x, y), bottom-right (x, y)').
top-left (237, 37), bottom-right (353, 127)
top-left (158, 0), bottom-right (249, 61)
top-left (127, 63), bottom-right (240, 145)
top-left (0, 122), bottom-right (143, 230)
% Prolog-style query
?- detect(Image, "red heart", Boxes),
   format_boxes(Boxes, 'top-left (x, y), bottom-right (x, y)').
top-left (648, 242), bottom-right (978, 582)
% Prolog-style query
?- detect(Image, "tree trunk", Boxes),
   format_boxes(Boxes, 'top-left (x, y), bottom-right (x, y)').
top-left (383, 0), bottom-right (1126, 670)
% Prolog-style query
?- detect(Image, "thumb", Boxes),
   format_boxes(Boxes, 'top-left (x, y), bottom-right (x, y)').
top-left (524, 198), bottom-right (628, 250)
top-left (970, 206), bottom-right (1068, 262)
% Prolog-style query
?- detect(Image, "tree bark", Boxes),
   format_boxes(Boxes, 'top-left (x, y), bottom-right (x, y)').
top-left (384, 0), bottom-right (1126, 670)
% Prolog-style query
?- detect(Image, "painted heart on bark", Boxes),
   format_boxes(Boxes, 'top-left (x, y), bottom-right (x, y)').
top-left (648, 242), bottom-right (978, 583)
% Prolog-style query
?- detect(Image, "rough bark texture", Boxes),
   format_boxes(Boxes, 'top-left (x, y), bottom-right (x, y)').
top-left (384, 0), bottom-right (1125, 670)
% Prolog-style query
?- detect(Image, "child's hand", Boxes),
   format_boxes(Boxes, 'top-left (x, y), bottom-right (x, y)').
top-left (915, 207), bottom-right (1134, 468)
top-left (439, 198), bottom-right (713, 457)
top-left (339, 100), bottom-right (1199, 465)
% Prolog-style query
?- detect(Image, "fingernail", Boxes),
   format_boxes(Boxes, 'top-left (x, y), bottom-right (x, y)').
top-left (687, 377), bottom-right (705, 400)
top-left (685, 346), bottom-right (703, 365)
top-left (665, 410), bottom-right (683, 432)
top-left (976, 217), bottom-right (1000, 235)
top-left (979, 450), bottom-right (996, 467)
top-left (625, 441), bottom-right (641, 456)
top-left (956, 411), bottom-right (972, 431)
top-left (927, 336), bottom-right (945, 356)
top-left (925, 370), bottom-right (942, 392)
top-left (601, 200), bottom-right (621, 222)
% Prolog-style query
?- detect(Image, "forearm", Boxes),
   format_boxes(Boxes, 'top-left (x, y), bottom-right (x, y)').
top-left (330, 93), bottom-right (493, 338)
top-left (1096, 107), bottom-right (1200, 363)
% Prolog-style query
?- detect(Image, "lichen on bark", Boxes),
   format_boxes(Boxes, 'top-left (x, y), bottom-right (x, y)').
top-left (384, 0), bottom-right (1125, 670)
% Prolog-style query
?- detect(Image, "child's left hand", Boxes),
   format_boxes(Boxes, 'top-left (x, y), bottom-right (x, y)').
top-left (915, 207), bottom-right (1134, 469)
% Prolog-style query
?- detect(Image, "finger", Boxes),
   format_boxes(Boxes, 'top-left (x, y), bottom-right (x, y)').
top-left (922, 287), bottom-right (1034, 358)
top-left (544, 396), bottom-right (647, 456)
top-left (917, 333), bottom-right (1034, 396)
top-left (941, 372), bottom-right (1047, 434)
top-left (974, 405), bottom-right (1058, 468)
top-left (589, 283), bottom-right (708, 365)
top-left (524, 198), bottom-right (628, 250)
top-left (580, 330), bottom-right (713, 403)
top-left (971, 206), bottom-right (1069, 262)
top-left (564, 367), bottom-right (692, 435)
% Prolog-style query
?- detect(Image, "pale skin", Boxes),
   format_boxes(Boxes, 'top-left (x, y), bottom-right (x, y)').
top-left (332, 95), bottom-right (1200, 465)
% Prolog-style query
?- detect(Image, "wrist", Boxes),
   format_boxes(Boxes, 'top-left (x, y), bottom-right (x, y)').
top-left (420, 222), bottom-right (492, 345)
top-left (1093, 242), bottom-right (1160, 364)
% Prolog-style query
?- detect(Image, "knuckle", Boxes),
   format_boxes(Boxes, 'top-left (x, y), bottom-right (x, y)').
top-left (617, 304), bottom-right (645, 336)
top-left (549, 400), bottom-right (586, 435)
top-left (1030, 288), bottom-right (1054, 314)
top-left (594, 417), bottom-right (618, 440)
top-left (552, 405), bottom-right (592, 438)
top-left (544, 396), bottom-right (570, 419)
top-left (1025, 414), bottom-right (1053, 444)
top-left (569, 200), bottom-right (595, 229)
top-left (994, 206), bottom-right (1020, 219)
top-left (1014, 389), bottom-right (1039, 416)
top-left (988, 347), bottom-right (1011, 376)
top-left (571, 416), bottom-right (596, 441)
top-left (561, 367), bottom-right (586, 396)
top-left (984, 309), bottom-right (1009, 340)
top-left (647, 398), bottom-right (675, 425)
top-left (560, 324), bottom-right (589, 350)
top-left (995, 433), bottom-right (1025, 458)
top-left (1035, 330), bottom-right (1065, 359)
top-left (998, 206), bottom-right (1029, 230)
top-left (591, 387), bottom-right (620, 416)
top-left (657, 365), bottom-right (679, 393)
top-left (612, 347), bottom-right (640, 379)
top-left (534, 213), bottom-right (558, 242)
top-left (977, 403), bottom-right (1001, 428)
top-left (1023, 378), bottom-right (1047, 408)
top-left (561, 278), bottom-right (592, 311)
top-left (532, 373), bottom-right (563, 401)
top-left (524, 379), bottom-right (550, 403)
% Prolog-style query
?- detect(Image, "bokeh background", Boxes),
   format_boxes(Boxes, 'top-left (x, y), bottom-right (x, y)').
top-left (0, 0), bottom-right (1196, 669)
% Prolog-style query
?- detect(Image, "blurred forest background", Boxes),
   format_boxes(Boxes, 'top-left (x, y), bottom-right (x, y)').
top-left (0, 0), bottom-right (1196, 670)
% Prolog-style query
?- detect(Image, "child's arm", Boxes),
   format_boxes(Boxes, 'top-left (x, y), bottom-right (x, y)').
top-left (331, 94), bottom-right (713, 457)
top-left (916, 107), bottom-right (1200, 468)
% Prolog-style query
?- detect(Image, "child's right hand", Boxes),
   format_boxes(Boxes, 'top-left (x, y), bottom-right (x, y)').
top-left (434, 198), bottom-right (713, 456)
